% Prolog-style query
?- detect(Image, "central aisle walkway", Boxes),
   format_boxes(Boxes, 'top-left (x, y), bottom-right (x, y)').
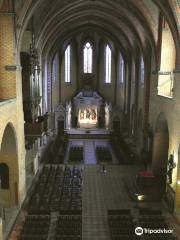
top-left (82, 165), bottom-right (141, 240)
top-left (84, 140), bottom-right (97, 164)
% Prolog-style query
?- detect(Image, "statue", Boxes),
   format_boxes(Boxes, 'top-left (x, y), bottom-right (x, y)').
top-left (105, 102), bottom-right (111, 129)
top-left (66, 101), bottom-right (72, 129)
top-left (167, 154), bottom-right (176, 184)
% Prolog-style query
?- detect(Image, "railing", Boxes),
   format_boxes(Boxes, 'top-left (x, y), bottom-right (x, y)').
top-left (157, 71), bottom-right (174, 98)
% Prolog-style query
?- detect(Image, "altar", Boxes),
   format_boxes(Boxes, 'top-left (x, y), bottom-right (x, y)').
top-left (63, 90), bottom-right (112, 131)
top-left (73, 91), bottom-right (102, 129)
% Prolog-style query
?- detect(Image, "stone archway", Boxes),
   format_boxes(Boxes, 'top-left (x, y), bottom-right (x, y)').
top-left (0, 123), bottom-right (19, 207)
top-left (152, 113), bottom-right (169, 176)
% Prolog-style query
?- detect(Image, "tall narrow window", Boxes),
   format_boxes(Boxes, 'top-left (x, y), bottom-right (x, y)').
top-left (120, 54), bottom-right (125, 83)
top-left (84, 42), bottom-right (93, 73)
top-left (105, 45), bottom-right (112, 83)
top-left (140, 57), bottom-right (144, 84)
top-left (158, 19), bottom-right (175, 98)
top-left (65, 45), bottom-right (71, 83)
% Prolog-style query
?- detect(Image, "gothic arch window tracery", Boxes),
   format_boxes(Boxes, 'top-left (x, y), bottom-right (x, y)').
top-left (120, 54), bottom-right (125, 84)
top-left (140, 56), bottom-right (144, 85)
top-left (158, 19), bottom-right (175, 97)
top-left (105, 44), bottom-right (112, 83)
top-left (83, 42), bottom-right (93, 73)
top-left (65, 45), bottom-right (71, 83)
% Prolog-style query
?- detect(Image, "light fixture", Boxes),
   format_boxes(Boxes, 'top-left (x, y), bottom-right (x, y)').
top-left (177, 180), bottom-right (180, 185)
top-left (135, 193), bottom-right (145, 201)
top-left (137, 195), bottom-right (145, 201)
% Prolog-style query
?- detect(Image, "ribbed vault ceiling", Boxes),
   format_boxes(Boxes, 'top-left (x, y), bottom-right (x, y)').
top-left (16, 0), bottom-right (180, 66)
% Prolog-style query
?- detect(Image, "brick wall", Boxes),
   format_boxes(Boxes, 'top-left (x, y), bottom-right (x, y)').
top-left (0, 15), bottom-right (16, 99)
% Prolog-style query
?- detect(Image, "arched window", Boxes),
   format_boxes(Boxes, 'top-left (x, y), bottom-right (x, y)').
top-left (0, 163), bottom-right (9, 189)
top-left (120, 54), bottom-right (125, 83)
top-left (53, 54), bottom-right (59, 84)
top-left (83, 42), bottom-right (93, 73)
top-left (105, 44), bottom-right (112, 83)
top-left (65, 45), bottom-right (71, 83)
top-left (140, 57), bottom-right (144, 84)
top-left (158, 19), bottom-right (175, 98)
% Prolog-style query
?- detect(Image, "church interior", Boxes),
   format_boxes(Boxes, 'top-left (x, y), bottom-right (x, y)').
top-left (0, 0), bottom-right (180, 239)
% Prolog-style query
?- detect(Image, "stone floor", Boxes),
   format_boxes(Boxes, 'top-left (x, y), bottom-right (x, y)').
top-left (82, 165), bottom-right (180, 240)
top-left (82, 165), bottom-right (140, 240)
top-left (3, 164), bottom-right (180, 240)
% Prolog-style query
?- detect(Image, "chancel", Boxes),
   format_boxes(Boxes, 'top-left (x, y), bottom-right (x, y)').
top-left (72, 90), bottom-right (105, 129)
top-left (0, 0), bottom-right (180, 240)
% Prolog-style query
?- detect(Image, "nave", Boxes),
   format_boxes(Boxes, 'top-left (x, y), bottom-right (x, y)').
top-left (1, 1), bottom-right (180, 239)
top-left (7, 137), bottom-right (180, 240)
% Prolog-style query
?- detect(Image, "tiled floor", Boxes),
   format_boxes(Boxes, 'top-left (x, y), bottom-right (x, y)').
top-left (82, 165), bottom-right (180, 240)
top-left (4, 161), bottom-right (180, 240)
top-left (82, 165), bottom-right (141, 240)
top-left (84, 140), bottom-right (97, 164)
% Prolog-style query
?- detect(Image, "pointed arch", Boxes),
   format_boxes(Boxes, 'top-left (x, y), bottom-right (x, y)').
top-left (0, 123), bottom-right (19, 206)
top-left (83, 42), bottom-right (93, 73)
top-left (105, 44), bottom-right (112, 83)
top-left (65, 44), bottom-right (71, 83)
top-left (140, 56), bottom-right (144, 84)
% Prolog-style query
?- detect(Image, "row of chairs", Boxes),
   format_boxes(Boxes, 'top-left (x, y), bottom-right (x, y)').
top-left (108, 209), bottom-right (176, 240)
top-left (108, 209), bottom-right (138, 240)
top-left (28, 165), bottom-right (82, 213)
top-left (18, 215), bottom-right (50, 240)
top-left (138, 209), bottom-right (176, 240)
top-left (69, 146), bottom-right (83, 162)
top-left (55, 215), bottom-right (82, 240)
top-left (96, 146), bottom-right (112, 163)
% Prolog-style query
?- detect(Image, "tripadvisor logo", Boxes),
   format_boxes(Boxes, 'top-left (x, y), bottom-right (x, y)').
top-left (135, 227), bottom-right (173, 235)
top-left (135, 227), bottom-right (143, 235)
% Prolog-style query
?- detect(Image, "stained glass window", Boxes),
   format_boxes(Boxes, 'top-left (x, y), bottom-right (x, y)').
top-left (140, 57), bottom-right (144, 84)
top-left (105, 45), bottom-right (112, 83)
top-left (84, 42), bottom-right (93, 73)
top-left (120, 54), bottom-right (125, 83)
top-left (65, 45), bottom-right (71, 83)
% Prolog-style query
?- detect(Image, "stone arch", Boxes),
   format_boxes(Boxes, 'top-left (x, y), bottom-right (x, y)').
top-left (0, 123), bottom-right (19, 207)
top-left (152, 113), bottom-right (169, 176)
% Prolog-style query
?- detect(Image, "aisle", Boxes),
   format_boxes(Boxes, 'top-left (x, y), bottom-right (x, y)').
top-left (82, 165), bottom-right (140, 240)
top-left (84, 140), bottom-right (97, 164)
